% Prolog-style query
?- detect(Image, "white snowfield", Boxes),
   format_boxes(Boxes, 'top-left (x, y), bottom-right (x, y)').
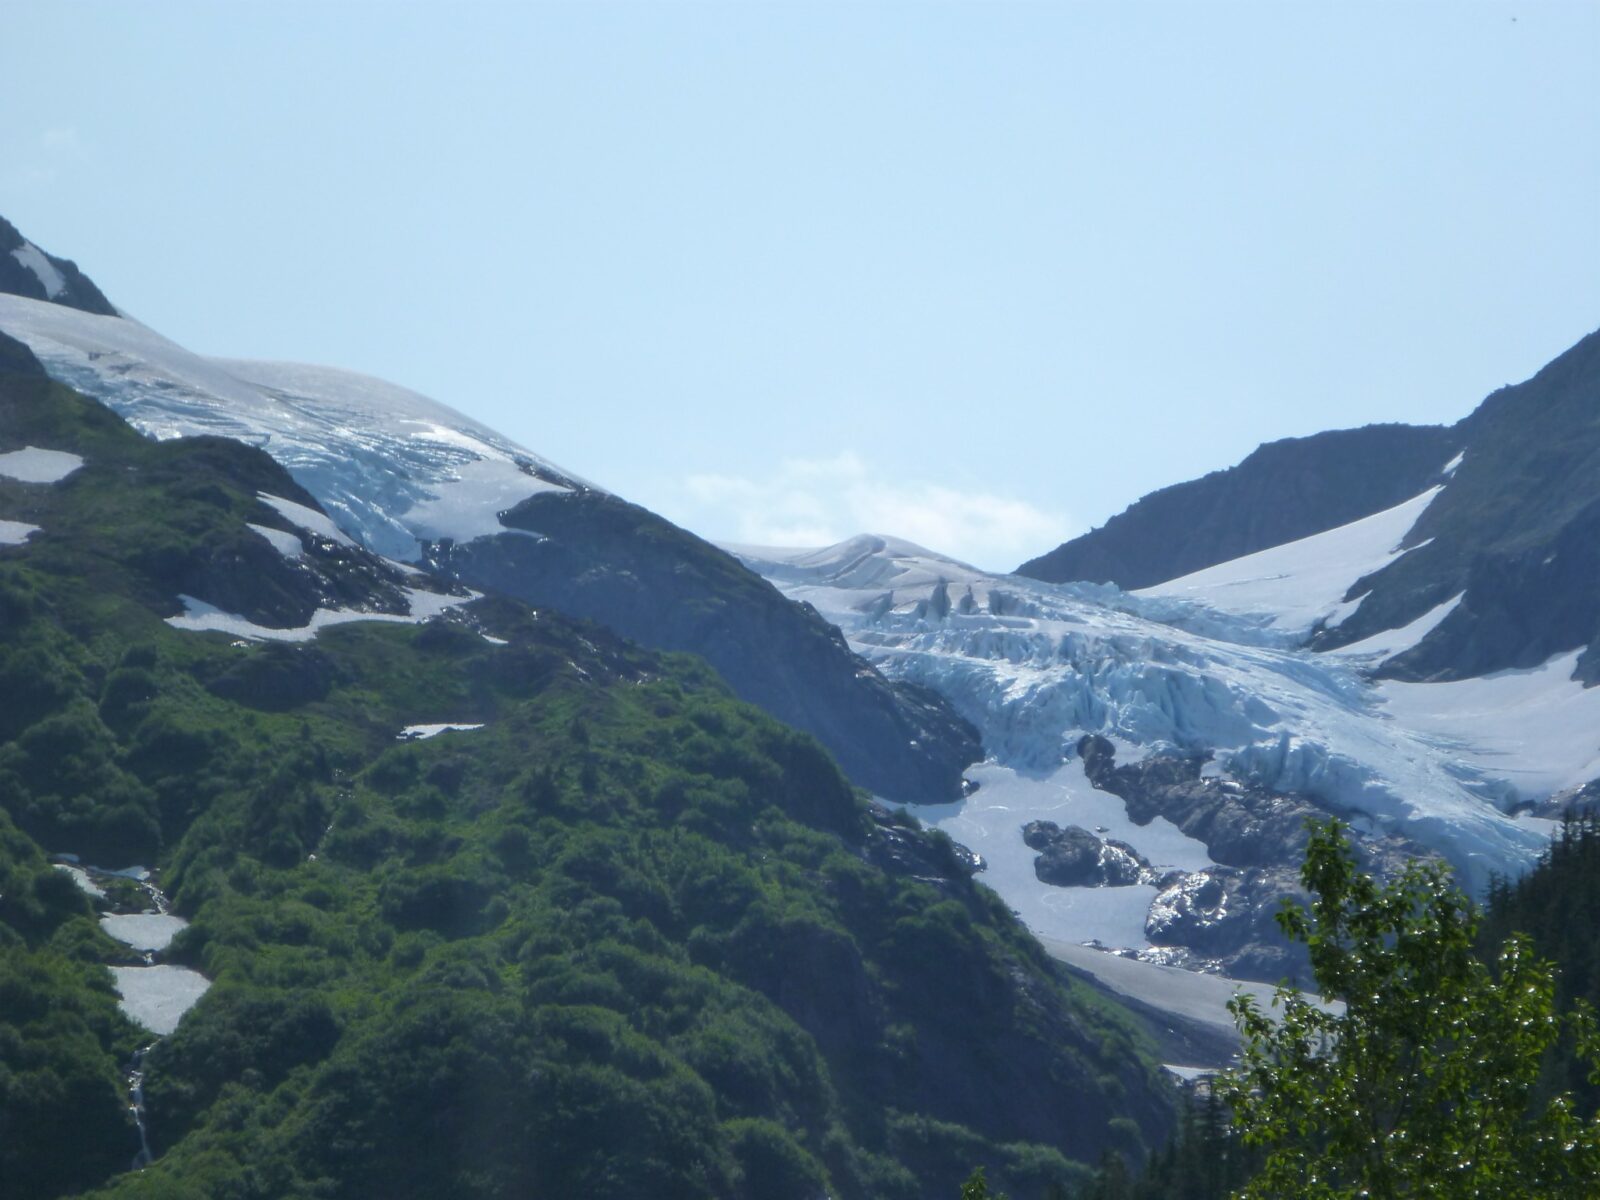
top-left (0, 445), bottom-right (84, 483)
top-left (246, 522), bottom-right (305, 559)
top-left (1133, 486), bottom-right (1442, 637)
top-left (110, 965), bottom-right (211, 1036)
top-left (734, 501), bottom-right (1575, 913)
top-left (100, 913), bottom-right (189, 953)
top-left (166, 587), bottom-right (472, 643)
top-left (0, 294), bottom-right (593, 561)
top-left (0, 519), bottom-right (40, 545)
top-left (11, 241), bottom-right (67, 299)
top-left (398, 722), bottom-right (485, 740)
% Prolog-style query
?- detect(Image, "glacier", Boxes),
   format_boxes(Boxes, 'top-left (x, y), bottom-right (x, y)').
top-left (0, 294), bottom-right (591, 561)
top-left (3, 288), bottom-right (1580, 963)
top-left (731, 522), bottom-right (1563, 914)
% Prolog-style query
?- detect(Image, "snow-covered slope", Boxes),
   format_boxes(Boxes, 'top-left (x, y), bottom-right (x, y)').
top-left (0, 294), bottom-right (590, 560)
top-left (733, 526), bottom-right (1561, 933)
top-left (1133, 486), bottom-right (1443, 637)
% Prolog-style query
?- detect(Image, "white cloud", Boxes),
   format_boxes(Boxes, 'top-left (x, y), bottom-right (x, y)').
top-left (673, 451), bottom-right (1074, 572)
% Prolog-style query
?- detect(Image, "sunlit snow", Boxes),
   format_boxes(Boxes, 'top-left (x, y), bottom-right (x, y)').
top-left (735, 533), bottom-right (1548, 898)
top-left (11, 241), bottom-right (66, 299)
top-left (166, 587), bottom-right (471, 642)
top-left (101, 913), bottom-right (188, 953)
top-left (398, 722), bottom-right (485, 740)
top-left (258, 491), bottom-right (354, 546)
top-left (246, 522), bottom-right (304, 558)
top-left (53, 863), bottom-right (107, 898)
top-left (1134, 486), bottom-right (1444, 635)
top-left (0, 295), bottom-right (593, 561)
top-left (110, 966), bottom-right (211, 1036)
top-left (1380, 651), bottom-right (1600, 801)
top-left (0, 445), bottom-right (84, 483)
top-left (1326, 592), bottom-right (1463, 664)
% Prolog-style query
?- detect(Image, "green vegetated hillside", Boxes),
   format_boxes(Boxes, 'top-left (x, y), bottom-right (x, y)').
top-left (0, 340), bottom-right (1175, 1199)
top-left (1481, 810), bottom-right (1600, 1111)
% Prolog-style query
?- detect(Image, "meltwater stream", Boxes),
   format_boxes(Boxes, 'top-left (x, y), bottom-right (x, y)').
top-left (54, 857), bottom-right (213, 1169)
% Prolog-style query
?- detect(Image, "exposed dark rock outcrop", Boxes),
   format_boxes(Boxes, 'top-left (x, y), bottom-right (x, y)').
top-left (0, 329), bottom-right (45, 377)
top-left (1022, 820), bottom-right (1164, 888)
top-left (1320, 328), bottom-right (1600, 685)
top-left (432, 490), bottom-right (983, 806)
top-left (0, 217), bottom-right (118, 316)
top-left (1075, 734), bottom-right (1429, 984)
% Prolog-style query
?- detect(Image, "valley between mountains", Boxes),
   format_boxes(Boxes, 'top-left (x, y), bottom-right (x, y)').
top-left (2, 213), bottom-right (1597, 1198)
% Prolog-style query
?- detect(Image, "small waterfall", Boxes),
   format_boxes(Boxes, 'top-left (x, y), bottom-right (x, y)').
top-left (126, 1041), bottom-right (159, 1169)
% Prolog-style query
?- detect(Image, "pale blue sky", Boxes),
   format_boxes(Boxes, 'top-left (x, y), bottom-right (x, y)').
top-left (6, 1), bottom-right (1597, 569)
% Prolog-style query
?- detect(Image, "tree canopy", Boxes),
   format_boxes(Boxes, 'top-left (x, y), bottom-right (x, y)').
top-left (1220, 820), bottom-right (1600, 1198)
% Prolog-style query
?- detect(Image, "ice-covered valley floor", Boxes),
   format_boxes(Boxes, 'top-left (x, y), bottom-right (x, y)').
top-left (732, 491), bottom-right (1596, 956)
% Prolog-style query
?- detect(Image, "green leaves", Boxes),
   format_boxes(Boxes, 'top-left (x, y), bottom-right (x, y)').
top-left (1220, 820), bottom-right (1600, 1198)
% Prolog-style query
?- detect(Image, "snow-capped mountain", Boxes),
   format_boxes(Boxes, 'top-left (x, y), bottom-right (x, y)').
top-left (0, 218), bottom-right (978, 807)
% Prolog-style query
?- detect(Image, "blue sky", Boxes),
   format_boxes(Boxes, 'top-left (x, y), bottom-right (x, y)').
top-left (6, 1), bottom-right (1598, 569)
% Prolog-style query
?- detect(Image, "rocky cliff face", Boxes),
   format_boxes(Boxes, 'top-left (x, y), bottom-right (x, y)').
top-left (1318, 329), bottom-right (1600, 685)
top-left (434, 490), bottom-right (983, 805)
top-left (1075, 734), bottom-right (1429, 983)
top-left (0, 217), bottom-right (117, 316)
top-left (1017, 423), bottom-right (1459, 589)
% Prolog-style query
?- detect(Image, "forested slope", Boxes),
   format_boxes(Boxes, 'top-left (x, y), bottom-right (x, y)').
top-left (0, 336), bottom-right (1174, 1199)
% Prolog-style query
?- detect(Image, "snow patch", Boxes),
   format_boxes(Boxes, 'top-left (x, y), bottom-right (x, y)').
top-left (0, 519), bottom-right (40, 545)
top-left (0, 445), bottom-right (84, 483)
top-left (53, 863), bottom-right (106, 898)
top-left (109, 966), bottom-right (211, 1036)
top-left (1442, 451), bottom-right (1465, 476)
top-left (100, 913), bottom-right (188, 953)
top-left (1135, 487), bottom-right (1443, 636)
top-left (399, 455), bottom-right (567, 545)
top-left (11, 242), bottom-right (66, 299)
top-left (166, 587), bottom-right (472, 642)
top-left (258, 492), bottom-right (353, 546)
top-left (398, 722), bottom-right (485, 740)
top-left (1327, 592), bottom-right (1464, 664)
top-left (246, 522), bottom-right (304, 559)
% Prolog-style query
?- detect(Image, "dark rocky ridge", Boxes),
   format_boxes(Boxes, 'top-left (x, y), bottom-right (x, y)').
top-left (1023, 821), bottom-right (1165, 888)
top-left (0, 217), bottom-right (118, 316)
top-left (431, 490), bottom-right (983, 806)
top-left (1017, 423), bottom-right (1459, 589)
top-left (1073, 734), bottom-right (1429, 983)
top-left (1319, 328), bottom-right (1600, 685)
